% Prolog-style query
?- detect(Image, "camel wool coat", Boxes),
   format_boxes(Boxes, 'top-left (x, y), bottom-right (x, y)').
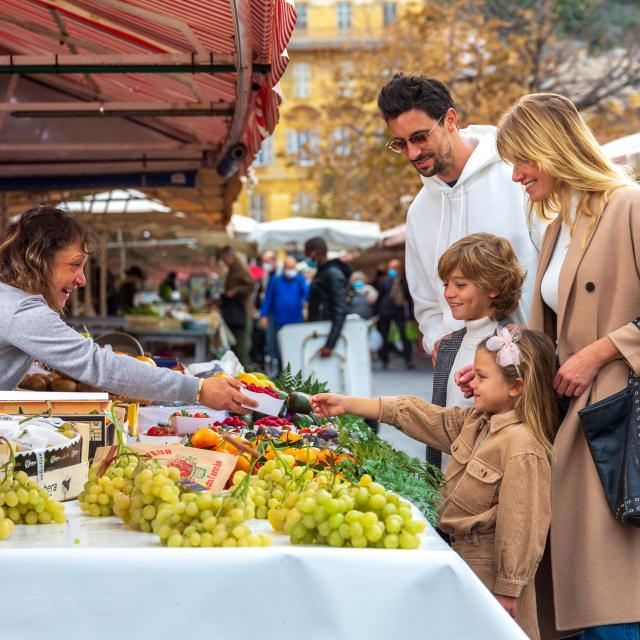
top-left (529, 186), bottom-right (640, 636)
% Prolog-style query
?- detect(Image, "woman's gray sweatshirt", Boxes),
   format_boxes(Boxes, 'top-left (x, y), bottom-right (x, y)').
top-left (0, 282), bottom-right (199, 402)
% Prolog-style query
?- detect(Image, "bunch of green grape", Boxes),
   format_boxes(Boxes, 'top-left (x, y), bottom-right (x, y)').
top-left (246, 457), bottom-right (426, 549)
top-left (152, 489), bottom-right (270, 548)
top-left (0, 469), bottom-right (66, 534)
top-left (127, 463), bottom-right (182, 532)
top-left (78, 453), bottom-right (138, 518)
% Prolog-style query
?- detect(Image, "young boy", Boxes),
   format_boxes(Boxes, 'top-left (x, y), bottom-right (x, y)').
top-left (430, 233), bottom-right (525, 469)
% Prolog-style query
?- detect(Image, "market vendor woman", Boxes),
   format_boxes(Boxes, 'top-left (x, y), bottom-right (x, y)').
top-left (0, 206), bottom-right (256, 413)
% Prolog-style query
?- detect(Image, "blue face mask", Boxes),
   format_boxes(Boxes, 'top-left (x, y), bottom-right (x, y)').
top-left (387, 268), bottom-right (398, 279)
top-left (305, 257), bottom-right (317, 268)
top-left (353, 280), bottom-right (364, 290)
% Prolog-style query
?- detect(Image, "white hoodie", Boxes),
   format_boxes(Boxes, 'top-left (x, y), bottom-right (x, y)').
top-left (404, 124), bottom-right (546, 353)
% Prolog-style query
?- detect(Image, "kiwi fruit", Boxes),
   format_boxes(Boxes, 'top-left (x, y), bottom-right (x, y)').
top-left (51, 379), bottom-right (78, 392)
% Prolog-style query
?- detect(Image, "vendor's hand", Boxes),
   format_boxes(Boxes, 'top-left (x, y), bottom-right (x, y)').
top-left (225, 288), bottom-right (237, 297)
top-left (319, 346), bottom-right (333, 358)
top-left (454, 364), bottom-right (475, 399)
top-left (554, 346), bottom-right (601, 397)
top-left (311, 393), bottom-right (349, 418)
top-left (258, 316), bottom-right (269, 330)
top-left (199, 376), bottom-right (257, 414)
top-left (494, 594), bottom-right (518, 619)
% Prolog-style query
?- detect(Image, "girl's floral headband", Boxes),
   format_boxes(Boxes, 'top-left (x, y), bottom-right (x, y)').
top-left (486, 327), bottom-right (522, 378)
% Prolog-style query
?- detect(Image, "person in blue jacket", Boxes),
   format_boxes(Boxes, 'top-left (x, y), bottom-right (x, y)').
top-left (258, 254), bottom-right (308, 373)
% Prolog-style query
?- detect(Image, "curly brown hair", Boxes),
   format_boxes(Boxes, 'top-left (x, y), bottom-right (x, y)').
top-left (0, 206), bottom-right (97, 308)
top-left (437, 233), bottom-right (525, 321)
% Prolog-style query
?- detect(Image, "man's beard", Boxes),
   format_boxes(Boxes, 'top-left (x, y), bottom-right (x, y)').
top-left (412, 145), bottom-right (453, 178)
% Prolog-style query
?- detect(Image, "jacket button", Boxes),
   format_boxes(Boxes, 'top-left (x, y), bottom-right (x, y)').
top-left (585, 282), bottom-right (595, 292)
top-left (452, 444), bottom-right (458, 452)
top-left (480, 469), bottom-right (487, 477)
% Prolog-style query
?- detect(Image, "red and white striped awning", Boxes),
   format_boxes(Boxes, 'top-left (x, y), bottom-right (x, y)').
top-left (0, 0), bottom-right (296, 182)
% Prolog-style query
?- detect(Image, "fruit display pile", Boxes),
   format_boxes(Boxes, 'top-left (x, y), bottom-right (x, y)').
top-left (0, 437), bottom-right (66, 540)
top-left (78, 442), bottom-right (426, 549)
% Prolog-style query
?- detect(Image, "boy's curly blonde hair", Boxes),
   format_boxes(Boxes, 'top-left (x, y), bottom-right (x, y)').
top-left (437, 233), bottom-right (525, 321)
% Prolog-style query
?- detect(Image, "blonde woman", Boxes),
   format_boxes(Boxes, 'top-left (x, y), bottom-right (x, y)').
top-left (497, 93), bottom-right (640, 640)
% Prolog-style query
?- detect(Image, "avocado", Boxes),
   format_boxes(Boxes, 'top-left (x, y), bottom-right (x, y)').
top-left (291, 413), bottom-right (314, 428)
top-left (285, 392), bottom-right (312, 415)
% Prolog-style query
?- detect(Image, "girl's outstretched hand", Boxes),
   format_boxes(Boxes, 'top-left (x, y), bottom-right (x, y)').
top-left (311, 393), bottom-right (349, 418)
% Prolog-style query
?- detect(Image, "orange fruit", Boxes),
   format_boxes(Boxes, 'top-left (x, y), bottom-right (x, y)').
top-left (234, 455), bottom-right (251, 474)
top-left (135, 355), bottom-right (156, 366)
top-left (281, 431), bottom-right (302, 443)
top-left (221, 436), bottom-right (253, 455)
top-left (191, 428), bottom-right (220, 449)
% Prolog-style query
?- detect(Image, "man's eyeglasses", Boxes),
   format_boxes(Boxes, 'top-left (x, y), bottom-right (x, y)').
top-left (385, 115), bottom-right (444, 154)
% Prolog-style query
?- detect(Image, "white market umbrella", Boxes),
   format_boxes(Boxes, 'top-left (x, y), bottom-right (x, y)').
top-left (248, 217), bottom-right (381, 251)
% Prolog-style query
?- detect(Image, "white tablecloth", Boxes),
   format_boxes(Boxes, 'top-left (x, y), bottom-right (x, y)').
top-left (0, 502), bottom-right (526, 640)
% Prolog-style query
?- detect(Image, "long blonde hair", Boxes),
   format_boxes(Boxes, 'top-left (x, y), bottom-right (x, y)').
top-left (496, 93), bottom-right (635, 230)
top-left (478, 329), bottom-right (558, 457)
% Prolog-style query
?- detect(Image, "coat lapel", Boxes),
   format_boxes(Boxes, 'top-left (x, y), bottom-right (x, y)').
top-left (556, 204), bottom-right (607, 337)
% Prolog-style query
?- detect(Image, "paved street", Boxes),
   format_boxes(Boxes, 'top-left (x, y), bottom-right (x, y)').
top-left (371, 353), bottom-right (433, 460)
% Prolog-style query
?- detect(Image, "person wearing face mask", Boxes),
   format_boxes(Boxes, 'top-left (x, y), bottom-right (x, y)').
top-left (375, 259), bottom-right (414, 370)
top-left (304, 236), bottom-right (352, 358)
top-left (348, 271), bottom-right (378, 320)
top-left (258, 255), bottom-right (308, 373)
top-left (0, 207), bottom-right (257, 414)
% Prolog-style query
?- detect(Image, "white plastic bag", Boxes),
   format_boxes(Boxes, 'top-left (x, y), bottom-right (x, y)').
top-left (368, 327), bottom-right (383, 352)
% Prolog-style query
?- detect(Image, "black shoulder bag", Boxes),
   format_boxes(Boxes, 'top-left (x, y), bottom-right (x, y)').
top-left (578, 319), bottom-right (640, 526)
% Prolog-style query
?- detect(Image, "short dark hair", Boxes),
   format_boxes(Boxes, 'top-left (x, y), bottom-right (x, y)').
top-left (125, 265), bottom-right (145, 280)
top-left (304, 236), bottom-right (327, 255)
top-left (377, 73), bottom-right (455, 122)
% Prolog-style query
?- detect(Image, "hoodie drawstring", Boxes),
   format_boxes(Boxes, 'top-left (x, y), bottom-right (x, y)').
top-left (459, 182), bottom-right (465, 237)
top-left (433, 192), bottom-right (446, 276)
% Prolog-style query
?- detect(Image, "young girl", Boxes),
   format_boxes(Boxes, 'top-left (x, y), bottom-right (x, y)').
top-left (312, 328), bottom-right (557, 640)
top-left (430, 233), bottom-right (525, 469)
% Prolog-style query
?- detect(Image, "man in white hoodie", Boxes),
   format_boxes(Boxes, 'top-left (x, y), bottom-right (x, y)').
top-left (377, 74), bottom-right (544, 363)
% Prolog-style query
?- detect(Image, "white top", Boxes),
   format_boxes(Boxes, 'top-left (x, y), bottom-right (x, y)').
top-left (446, 316), bottom-right (499, 409)
top-left (404, 124), bottom-right (547, 353)
top-left (540, 199), bottom-right (577, 313)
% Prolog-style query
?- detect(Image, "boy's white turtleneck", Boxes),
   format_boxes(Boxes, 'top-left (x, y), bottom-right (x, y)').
top-left (446, 315), bottom-right (499, 410)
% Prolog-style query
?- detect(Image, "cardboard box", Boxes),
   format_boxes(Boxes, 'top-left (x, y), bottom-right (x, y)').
top-left (0, 391), bottom-right (110, 416)
top-left (56, 414), bottom-right (114, 463)
top-left (12, 432), bottom-right (87, 502)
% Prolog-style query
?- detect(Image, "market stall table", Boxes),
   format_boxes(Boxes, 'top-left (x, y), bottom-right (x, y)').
top-left (0, 501), bottom-right (526, 640)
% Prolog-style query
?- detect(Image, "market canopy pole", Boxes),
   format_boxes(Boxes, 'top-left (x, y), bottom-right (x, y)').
top-left (99, 236), bottom-right (107, 317)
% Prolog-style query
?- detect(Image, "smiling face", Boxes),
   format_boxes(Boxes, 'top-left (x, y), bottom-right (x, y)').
top-left (443, 268), bottom-right (496, 321)
top-left (50, 240), bottom-right (88, 310)
top-left (387, 109), bottom-right (453, 178)
top-left (511, 162), bottom-right (556, 202)
top-left (470, 349), bottom-right (520, 415)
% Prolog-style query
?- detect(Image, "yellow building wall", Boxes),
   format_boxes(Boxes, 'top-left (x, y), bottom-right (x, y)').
top-left (233, 0), bottom-right (412, 222)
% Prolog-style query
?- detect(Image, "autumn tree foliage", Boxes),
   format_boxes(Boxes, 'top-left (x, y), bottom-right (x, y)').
top-left (314, 0), bottom-right (640, 226)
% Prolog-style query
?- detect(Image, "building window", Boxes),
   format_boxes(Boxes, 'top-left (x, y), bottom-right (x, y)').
top-left (253, 136), bottom-right (274, 167)
top-left (337, 61), bottom-right (355, 97)
top-left (292, 193), bottom-right (316, 215)
top-left (333, 128), bottom-right (351, 156)
top-left (297, 3), bottom-right (308, 29)
top-left (383, 2), bottom-right (396, 27)
top-left (294, 63), bottom-right (311, 99)
top-left (336, 2), bottom-right (352, 29)
top-left (285, 128), bottom-right (319, 165)
top-left (249, 193), bottom-right (267, 221)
